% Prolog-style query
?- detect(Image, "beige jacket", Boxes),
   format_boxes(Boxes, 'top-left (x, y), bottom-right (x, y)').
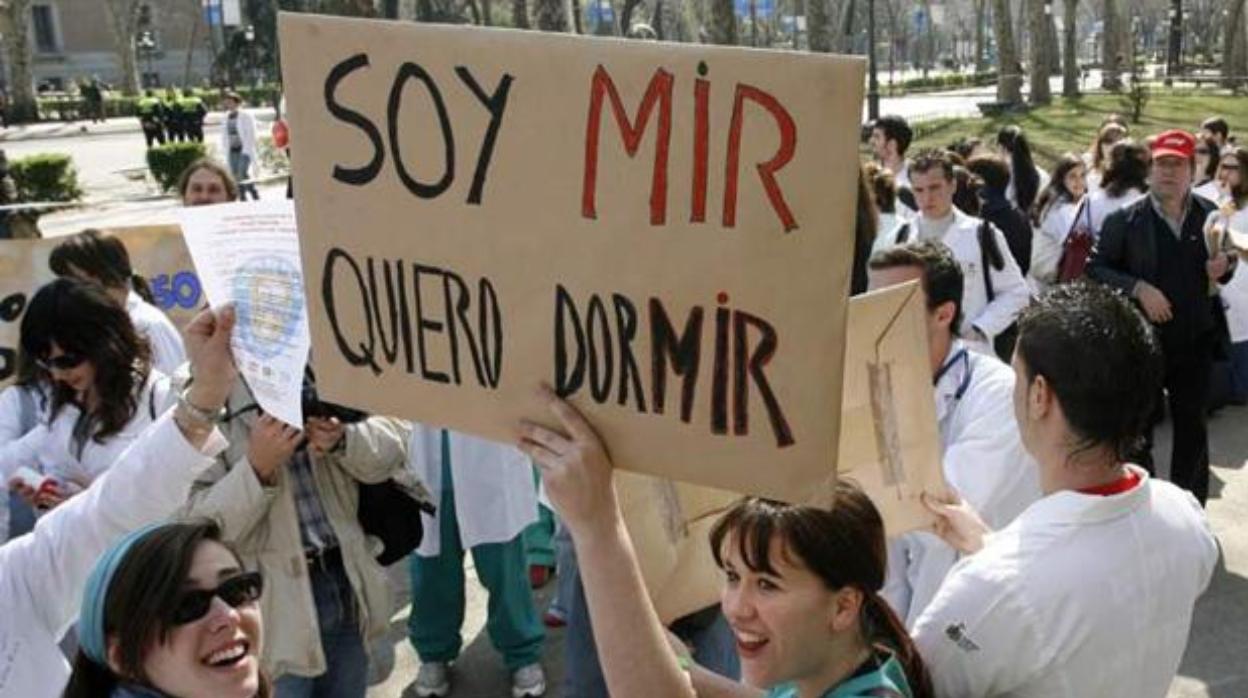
top-left (176, 380), bottom-right (410, 679)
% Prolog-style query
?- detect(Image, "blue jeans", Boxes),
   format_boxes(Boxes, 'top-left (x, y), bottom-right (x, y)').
top-left (229, 149), bottom-right (260, 200)
top-left (274, 553), bottom-right (368, 698)
top-left (560, 531), bottom-right (739, 697)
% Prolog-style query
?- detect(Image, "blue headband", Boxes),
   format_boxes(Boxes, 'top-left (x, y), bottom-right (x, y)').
top-left (78, 523), bottom-right (167, 666)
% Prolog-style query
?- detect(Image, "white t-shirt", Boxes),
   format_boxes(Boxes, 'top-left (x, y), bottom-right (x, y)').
top-left (1088, 187), bottom-right (1147, 236)
top-left (914, 468), bottom-right (1217, 698)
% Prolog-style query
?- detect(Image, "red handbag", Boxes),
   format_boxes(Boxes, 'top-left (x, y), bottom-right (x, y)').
top-left (1057, 198), bottom-right (1094, 282)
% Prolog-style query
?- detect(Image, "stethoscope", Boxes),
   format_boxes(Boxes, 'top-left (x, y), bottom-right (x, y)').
top-left (932, 347), bottom-right (973, 401)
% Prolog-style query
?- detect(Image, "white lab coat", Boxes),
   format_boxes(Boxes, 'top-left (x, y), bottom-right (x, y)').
top-left (1193, 179), bottom-right (1224, 205)
top-left (0, 385), bottom-right (47, 542)
top-left (0, 373), bottom-right (175, 489)
top-left (408, 425), bottom-right (539, 557)
top-left (1030, 197), bottom-right (1085, 291)
top-left (1214, 206), bottom-right (1248, 342)
top-left (219, 107), bottom-right (259, 161)
top-left (875, 209), bottom-right (1032, 355)
top-left (883, 343), bottom-right (1042, 627)
top-left (913, 467), bottom-right (1217, 698)
top-left (0, 412), bottom-right (227, 698)
top-left (126, 291), bottom-right (187, 377)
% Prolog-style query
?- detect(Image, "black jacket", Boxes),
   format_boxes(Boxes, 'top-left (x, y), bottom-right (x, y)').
top-left (1087, 193), bottom-right (1236, 347)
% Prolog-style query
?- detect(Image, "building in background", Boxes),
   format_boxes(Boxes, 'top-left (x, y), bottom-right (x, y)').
top-left (9, 0), bottom-right (218, 92)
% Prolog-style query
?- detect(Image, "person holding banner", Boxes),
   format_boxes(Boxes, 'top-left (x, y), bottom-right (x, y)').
top-left (913, 282), bottom-right (1217, 697)
top-left (867, 241), bottom-right (1041, 628)
top-left (174, 373), bottom-right (409, 697)
top-left (0, 302), bottom-right (237, 698)
top-left (516, 394), bottom-right (932, 698)
top-left (3, 278), bottom-right (176, 509)
top-left (874, 149), bottom-right (1031, 359)
top-left (405, 427), bottom-right (547, 698)
top-left (179, 158), bottom-right (239, 207)
top-left (50, 229), bottom-right (187, 377)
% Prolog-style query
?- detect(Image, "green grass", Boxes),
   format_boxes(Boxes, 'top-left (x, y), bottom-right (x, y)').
top-left (900, 91), bottom-right (1248, 170)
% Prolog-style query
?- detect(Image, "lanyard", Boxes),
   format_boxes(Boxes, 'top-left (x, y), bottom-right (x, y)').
top-left (933, 348), bottom-right (972, 401)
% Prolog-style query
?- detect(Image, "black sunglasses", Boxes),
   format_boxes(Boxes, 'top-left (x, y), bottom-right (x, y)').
top-left (172, 571), bottom-right (264, 625)
top-left (37, 352), bottom-right (86, 372)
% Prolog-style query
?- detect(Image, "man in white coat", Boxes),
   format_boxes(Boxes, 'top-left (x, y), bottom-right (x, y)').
top-left (869, 240), bottom-right (1042, 627)
top-left (917, 282), bottom-right (1218, 697)
top-left (875, 149), bottom-right (1031, 358)
top-left (0, 305), bottom-right (237, 698)
top-left (221, 92), bottom-right (260, 200)
top-left (406, 426), bottom-right (546, 698)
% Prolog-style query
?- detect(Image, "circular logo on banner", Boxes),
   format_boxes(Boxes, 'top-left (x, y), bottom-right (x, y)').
top-left (232, 256), bottom-right (305, 360)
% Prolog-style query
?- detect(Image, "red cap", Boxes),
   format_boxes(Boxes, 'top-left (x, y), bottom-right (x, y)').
top-left (1150, 130), bottom-right (1196, 160)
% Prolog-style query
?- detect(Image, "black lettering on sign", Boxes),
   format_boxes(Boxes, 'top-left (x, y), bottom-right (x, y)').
top-left (321, 249), bottom-right (502, 389)
top-left (554, 287), bottom-right (793, 447)
top-left (323, 55), bottom-right (515, 205)
top-left (325, 53), bottom-right (386, 186)
top-left (0, 292), bottom-right (28, 383)
top-left (388, 63), bottom-right (455, 199)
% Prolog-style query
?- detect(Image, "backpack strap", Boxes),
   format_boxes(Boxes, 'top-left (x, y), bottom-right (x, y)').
top-left (896, 222), bottom-right (912, 244)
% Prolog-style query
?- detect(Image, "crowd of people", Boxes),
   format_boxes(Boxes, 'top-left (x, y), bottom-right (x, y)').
top-left (0, 105), bottom-right (1242, 698)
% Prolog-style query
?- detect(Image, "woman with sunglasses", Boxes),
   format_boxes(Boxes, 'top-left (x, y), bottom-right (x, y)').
top-left (50, 229), bottom-right (186, 377)
top-left (1084, 120), bottom-right (1128, 194)
top-left (63, 519), bottom-right (271, 697)
top-left (0, 304), bottom-right (236, 698)
top-left (517, 390), bottom-right (933, 698)
top-left (2, 278), bottom-right (175, 510)
top-left (1208, 147), bottom-right (1248, 407)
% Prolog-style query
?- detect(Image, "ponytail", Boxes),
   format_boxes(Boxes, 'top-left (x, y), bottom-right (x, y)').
top-left (861, 590), bottom-right (934, 698)
top-left (130, 273), bottom-right (156, 305)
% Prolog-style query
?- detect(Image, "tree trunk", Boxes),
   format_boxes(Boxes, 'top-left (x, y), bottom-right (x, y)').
top-left (105, 0), bottom-right (143, 94)
top-left (974, 0), bottom-right (987, 72)
top-left (1, 0), bottom-right (37, 122)
top-left (1045, 10), bottom-right (1060, 73)
top-left (992, 0), bottom-right (1022, 102)
top-left (808, 0), bottom-right (833, 51)
top-left (482, 0), bottom-right (495, 24)
top-left (513, 0), bottom-right (531, 28)
top-left (534, 0), bottom-right (569, 29)
top-left (184, 0), bottom-right (201, 86)
top-left (708, 0), bottom-right (737, 44)
top-left (1027, 0), bottom-right (1051, 102)
top-left (1224, 0), bottom-right (1246, 88)
top-left (1061, 0), bottom-right (1078, 95)
top-left (1101, 0), bottom-right (1120, 90)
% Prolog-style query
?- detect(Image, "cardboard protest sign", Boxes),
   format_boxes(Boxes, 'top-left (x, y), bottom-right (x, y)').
top-left (835, 280), bottom-right (949, 532)
top-left (620, 281), bottom-right (948, 622)
top-left (0, 226), bottom-right (198, 388)
top-left (279, 14), bottom-right (865, 501)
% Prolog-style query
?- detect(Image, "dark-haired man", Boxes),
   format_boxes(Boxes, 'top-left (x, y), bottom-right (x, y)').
top-left (875, 149), bottom-right (1031, 358)
top-left (917, 282), bottom-right (1217, 697)
top-left (868, 240), bottom-right (1040, 627)
top-left (1200, 116), bottom-right (1230, 149)
top-left (1087, 129), bottom-right (1238, 505)
top-left (870, 114), bottom-right (914, 190)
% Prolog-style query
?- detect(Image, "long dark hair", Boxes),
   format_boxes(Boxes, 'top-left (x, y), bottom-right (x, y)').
top-left (998, 125), bottom-right (1040, 211)
top-left (49, 229), bottom-right (155, 304)
top-left (62, 521), bottom-right (273, 698)
top-left (19, 278), bottom-right (152, 455)
top-left (1033, 152), bottom-right (1085, 225)
top-left (1101, 140), bottom-right (1150, 198)
top-left (853, 164), bottom-right (881, 295)
top-left (709, 482), bottom-right (934, 698)
top-left (1197, 135), bottom-right (1221, 184)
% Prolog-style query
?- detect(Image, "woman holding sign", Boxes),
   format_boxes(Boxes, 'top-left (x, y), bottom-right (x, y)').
top-left (517, 390), bottom-right (932, 698)
top-left (2, 278), bottom-right (175, 509)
